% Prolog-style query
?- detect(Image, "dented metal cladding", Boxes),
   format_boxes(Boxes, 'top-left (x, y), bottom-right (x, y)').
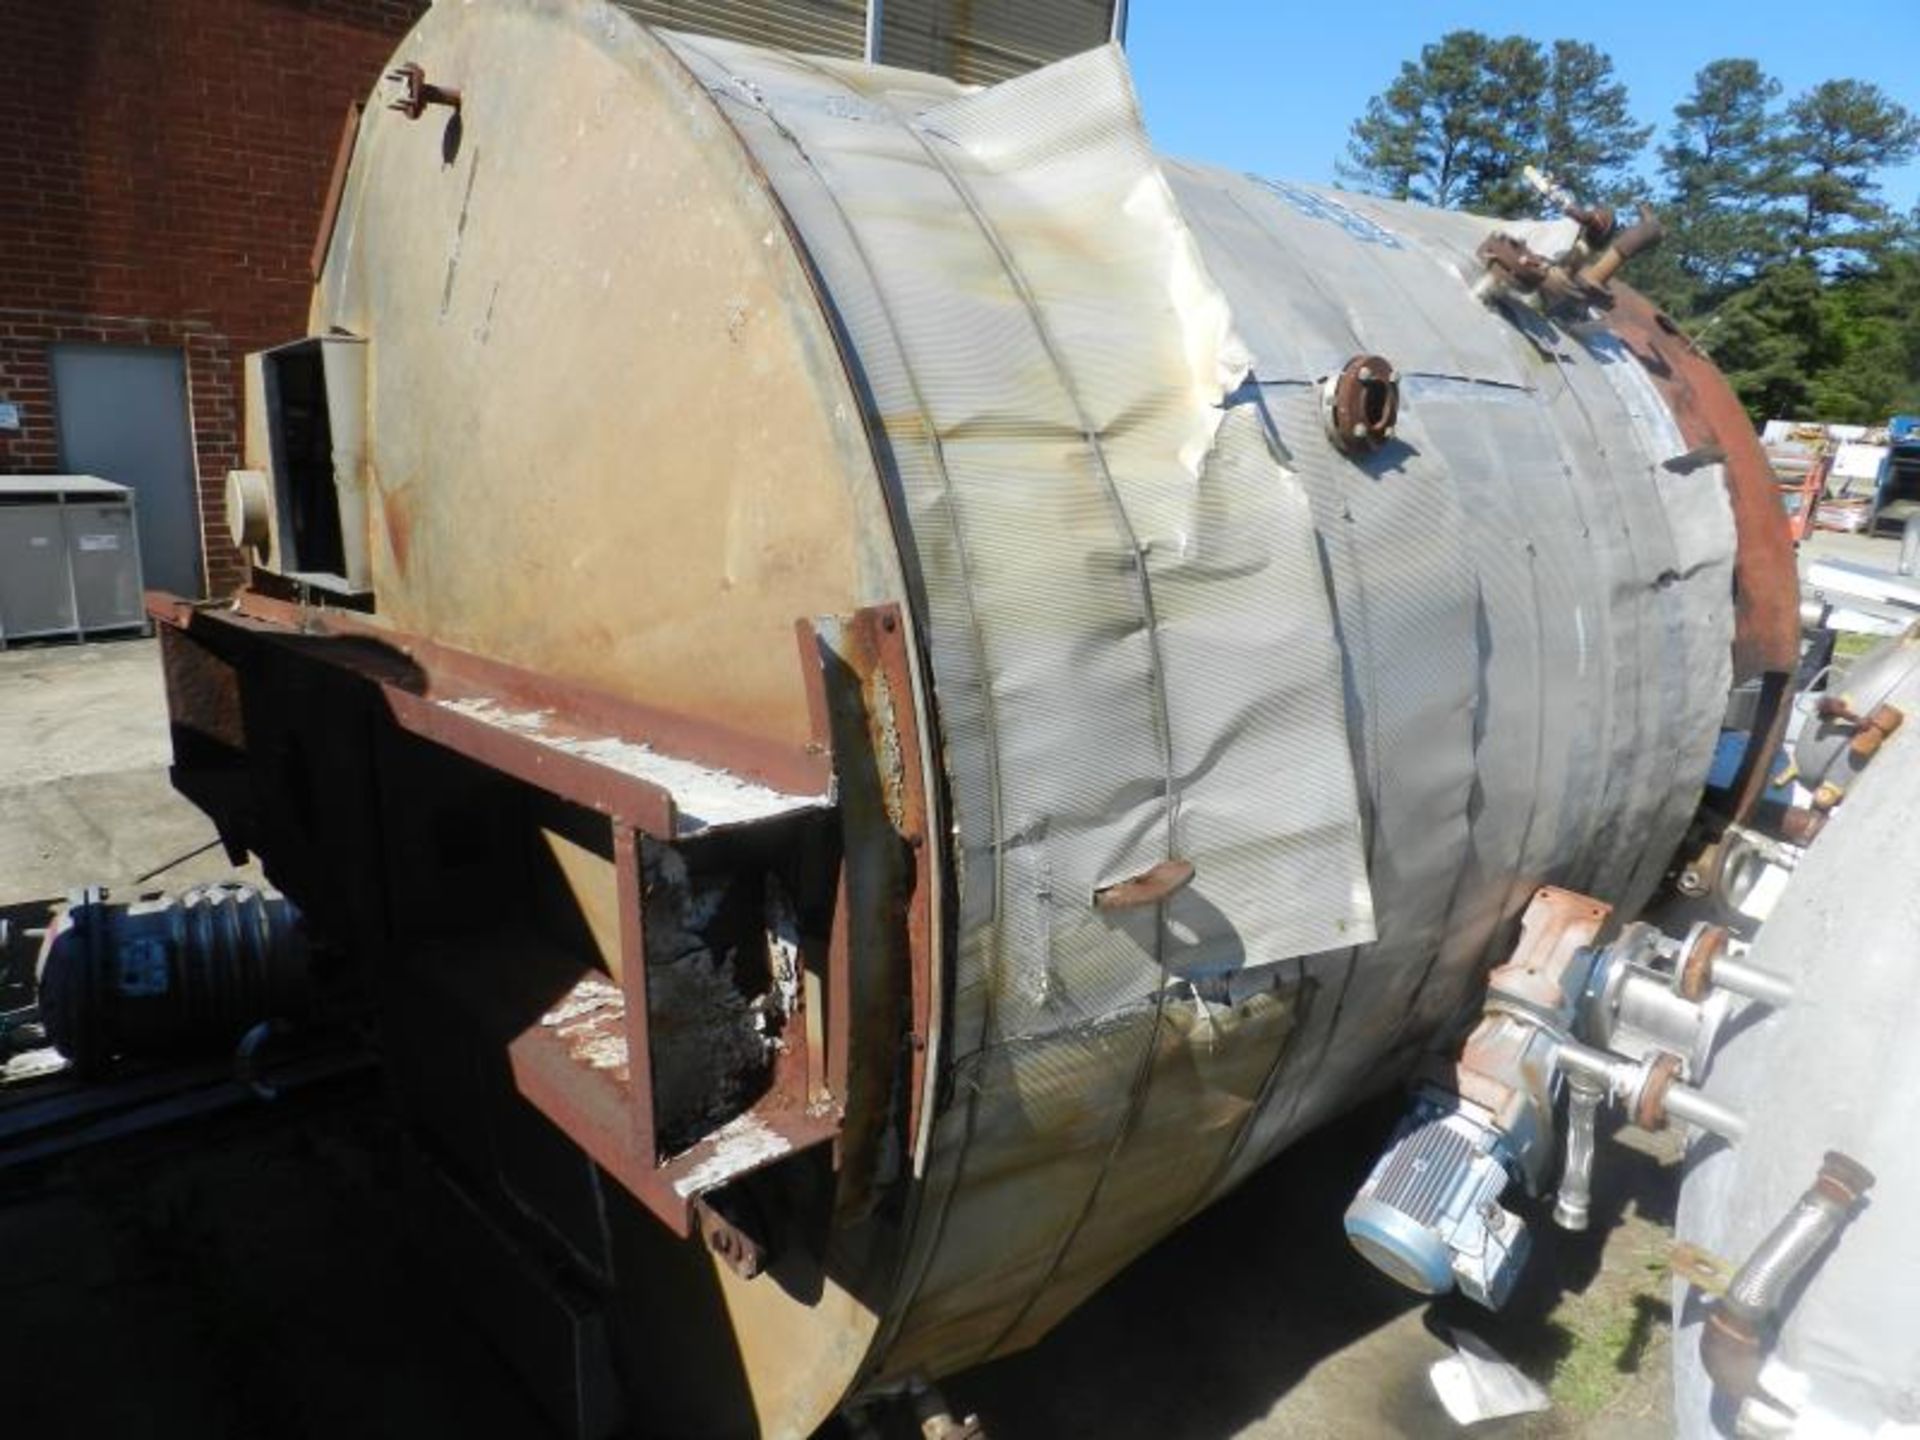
top-left (163, 2), bottom-right (1794, 1433)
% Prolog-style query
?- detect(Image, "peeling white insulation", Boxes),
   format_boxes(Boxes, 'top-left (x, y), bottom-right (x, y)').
top-left (665, 32), bottom-right (1735, 1384)
top-left (436, 695), bottom-right (822, 832)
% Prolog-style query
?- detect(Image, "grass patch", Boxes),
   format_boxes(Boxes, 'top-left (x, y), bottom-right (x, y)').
top-left (1547, 1247), bottom-right (1672, 1419)
top-left (1832, 630), bottom-right (1882, 664)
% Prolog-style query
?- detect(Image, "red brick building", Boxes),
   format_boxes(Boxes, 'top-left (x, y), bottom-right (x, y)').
top-left (0, 0), bottom-right (425, 597)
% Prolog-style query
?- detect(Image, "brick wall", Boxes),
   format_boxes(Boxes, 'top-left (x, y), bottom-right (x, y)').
top-left (0, 0), bottom-right (426, 596)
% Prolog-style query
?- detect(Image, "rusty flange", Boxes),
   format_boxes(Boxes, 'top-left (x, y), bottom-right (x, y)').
top-left (1322, 353), bottom-right (1400, 455)
top-left (1635, 1053), bottom-right (1682, 1132)
top-left (1676, 923), bottom-right (1729, 1002)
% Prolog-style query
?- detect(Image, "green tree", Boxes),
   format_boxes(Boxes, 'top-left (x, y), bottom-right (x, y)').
top-left (1804, 251), bottom-right (1920, 421)
top-left (1541, 41), bottom-right (1652, 204)
top-left (1340, 31), bottom-right (1515, 209)
top-left (1655, 59), bottom-right (1789, 305)
top-left (1779, 80), bottom-right (1920, 268)
top-left (1698, 224), bottom-right (1920, 424)
top-left (1698, 260), bottom-right (1837, 420)
top-left (1472, 36), bottom-right (1551, 215)
top-left (1342, 32), bottom-right (1646, 219)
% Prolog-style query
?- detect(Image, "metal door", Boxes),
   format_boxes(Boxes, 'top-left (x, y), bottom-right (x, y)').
top-left (50, 345), bottom-right (203, 597)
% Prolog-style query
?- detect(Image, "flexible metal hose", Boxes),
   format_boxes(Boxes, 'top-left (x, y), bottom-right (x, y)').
top-left (1702, 1151), bottom-right (1875, 1407)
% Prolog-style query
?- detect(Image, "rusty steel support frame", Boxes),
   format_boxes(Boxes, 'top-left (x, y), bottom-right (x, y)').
top-left (801, 606), bottom-right (938, 1157)
top-left (145, 590), bottom-right (935, 1242)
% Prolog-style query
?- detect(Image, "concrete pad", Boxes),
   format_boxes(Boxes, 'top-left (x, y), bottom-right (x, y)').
top-left (1799, 529), bottom-right (1902, 579)
top-left (0, 636), bottom-right (256, 904)
top-left (0, 765), bottom-right (254, 906)
top-left (0, 637), bottom-right (172, 786)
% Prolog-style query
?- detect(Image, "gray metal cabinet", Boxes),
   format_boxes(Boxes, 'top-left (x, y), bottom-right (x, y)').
top-left (65, 501), bottom-right (143, 630)
top-left (0, 504), bottom-right (77, 639)
top-left (0, 476), bottom-right (148, 647)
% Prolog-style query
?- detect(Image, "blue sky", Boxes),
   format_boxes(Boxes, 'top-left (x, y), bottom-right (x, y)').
top-left (1125, 0), bottom-right (1920, 213)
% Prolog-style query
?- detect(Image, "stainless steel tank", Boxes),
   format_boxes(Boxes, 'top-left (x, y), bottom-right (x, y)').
top-left (158, 3), bottom-right (1799, 1433)
top-left (1673, 633), bottom-right (1920, 1438)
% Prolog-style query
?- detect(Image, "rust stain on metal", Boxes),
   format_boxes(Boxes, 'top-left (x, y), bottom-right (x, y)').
top-left (1093, 858), bottom-right (1197, 911)
top-left (1582, 203), bottom-right (1663, 288)
top-left (1480, 886), bottom-right (1612, 1010)
top-left (381, 485), bottom-right (413, 573)
top-left (808, 604), bottom-right (940, 1162)
top-left (693, 1194), bottom-right (767, 1279)
top-left (155, 614), bottom-right (247, 753)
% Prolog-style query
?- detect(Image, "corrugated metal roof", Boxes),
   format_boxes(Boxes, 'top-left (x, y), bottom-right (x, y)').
top-left (614, 0), bottom-right (864, 60)
top-left (615, 0), bottom-right (1116, 77)
top-left (879, 0), bottom-right (1114, 84)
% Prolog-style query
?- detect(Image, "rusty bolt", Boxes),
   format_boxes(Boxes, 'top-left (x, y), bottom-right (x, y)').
top-left (693, 1195), bottom-right (766, 1280)
top-left (1816, 694), bottom-right (1858, 723)
top-left (1567, 201), bottom-right (1617, 249)
top-left (385, 62), bottom-right (461, 120)
top-left (1777, 805), bottom-right (1827, 846)
top-left (1849, 702), bottom-right (1904, 761)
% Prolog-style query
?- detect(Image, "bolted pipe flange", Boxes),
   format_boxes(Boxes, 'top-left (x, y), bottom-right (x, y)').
top-left (1676, 922), bottom-right (1729, 1001)
top-left (1634, 1053), bottom-right (1682, 1132)
top-left (1321, 353), bottom-right (1400, 455)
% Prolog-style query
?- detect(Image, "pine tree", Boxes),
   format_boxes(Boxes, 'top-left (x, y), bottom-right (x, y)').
top-left (1780, 80), bottom-right (1920, 269)
top-left (1340, 31), bottom-right (1514, 209)
top-left (1541, 41), bottom-right (1652, 203)
top-left (1342, 32), bottom-right (1647, 220)
top-left (1655, 59), bottom-right (1789, 306)
top-left (1697, 261), bottom-right (1835, 420)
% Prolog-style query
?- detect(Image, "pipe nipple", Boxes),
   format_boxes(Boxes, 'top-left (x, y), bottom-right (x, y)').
top-left (1818, 1150), bottom-right (1875, 1204)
